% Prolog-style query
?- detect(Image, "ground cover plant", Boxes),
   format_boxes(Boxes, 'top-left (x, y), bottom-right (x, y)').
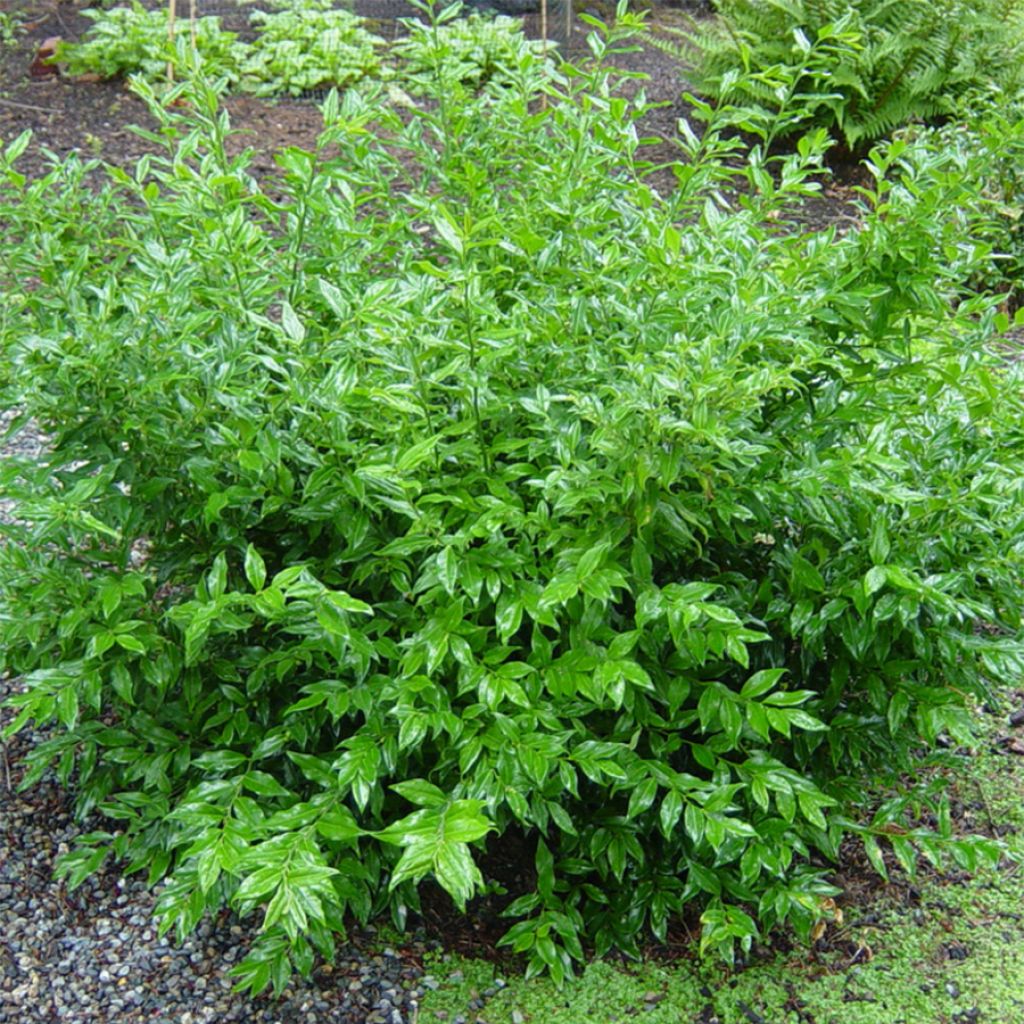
top-left (58, 1), bottom-right (250, 85)
top-left (393, 9), bottom-right (553, 93)
top-left (239, 0), bottom-right (386, 96)
top-left (55, 0), bottom-right (547, 95)
top-left (2, 0), bottom-right (1024, 998)
top-left (651, 0), bottom-right (1024, 149)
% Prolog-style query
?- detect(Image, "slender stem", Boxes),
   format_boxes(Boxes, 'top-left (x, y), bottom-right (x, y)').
top-left (461, 276), bottom-right (490, 473)
top-left (287, 149), bottom-right (320, 306)
top-left (0, 97), bottom-right (57, 114)
top-left (429, 7), bottom-right (451, 169)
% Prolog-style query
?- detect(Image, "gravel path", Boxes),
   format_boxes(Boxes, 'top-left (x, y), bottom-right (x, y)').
top-left (0, 750), bottom-right (431, 1024)
top-left (0, 419), bottom-right (443, 1024)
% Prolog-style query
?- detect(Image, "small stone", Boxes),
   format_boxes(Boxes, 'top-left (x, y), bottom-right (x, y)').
top-left (946, 981), bottom-right (961, 999)
top-left (434, 1014), bottom-right (448, 1022)
top-left (512, 1011), bottom-right (526, 1024)
top-left (643, 991), bottom-right (663, 1004)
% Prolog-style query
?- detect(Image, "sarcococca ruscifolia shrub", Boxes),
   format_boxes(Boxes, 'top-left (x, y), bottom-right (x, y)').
top-left (2, 6), bottom-right (1022, 992)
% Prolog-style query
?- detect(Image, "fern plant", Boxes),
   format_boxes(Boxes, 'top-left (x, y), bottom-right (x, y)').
top-left (650, 0), bottom-right (1024, 149)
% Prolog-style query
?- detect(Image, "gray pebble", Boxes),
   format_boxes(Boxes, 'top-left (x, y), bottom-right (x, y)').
top-left (0, 439), bottom-right (432, 1024)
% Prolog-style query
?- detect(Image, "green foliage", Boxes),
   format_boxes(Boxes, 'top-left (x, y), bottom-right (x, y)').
top-left (911, 92), bottom-right (1024, 310)
top-left (56, 0), bottom-right (543, 97)
top-left (2, 3), bottom-right (1023, 994)
top-left (0, 10), bottom-right (24, 47)
top-left (653, 0), bottom-right (1024, 148)
top-left (240, 3), bottom-right (385, 96)
top-left (58, 2), bottom-right (249, 85)
top-left (394, 8), bottom-right (553, 94)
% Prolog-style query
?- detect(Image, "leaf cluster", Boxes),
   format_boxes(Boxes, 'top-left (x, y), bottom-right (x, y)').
top-left (907, 91), bottom-right (1024, 310)
top-left (2, 4), bottom-right (1023, 993)
top-left (0, 9), bottom-right (24, 47)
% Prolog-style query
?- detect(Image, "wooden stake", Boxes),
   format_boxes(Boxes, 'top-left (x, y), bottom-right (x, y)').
top-left (540, 0), bottom-right (548, 110)
top-left (167, 0), bottom-right (177, 84)
top-left (189, 0), bottom-right (197, 51)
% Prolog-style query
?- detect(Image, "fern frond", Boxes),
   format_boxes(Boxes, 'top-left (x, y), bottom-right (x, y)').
top-left (671, 0), bottom-right (1024, 149)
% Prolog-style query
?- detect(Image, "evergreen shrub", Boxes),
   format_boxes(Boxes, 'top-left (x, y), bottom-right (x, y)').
top-left (2, 6), bottom-right (1023, 990)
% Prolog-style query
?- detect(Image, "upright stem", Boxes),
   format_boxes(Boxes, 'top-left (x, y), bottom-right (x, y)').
top-left (429, 12), bottom-right (452, 169)
top-left (287, 149), bottom-right (320, 306)
top-left (461, 275), bottom-right (491, 473)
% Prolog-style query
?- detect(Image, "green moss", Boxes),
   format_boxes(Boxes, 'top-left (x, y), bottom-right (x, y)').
top-left (419, 903), bottom-right (1024, 1023)
top-left (419, 711), bottom-right (1024, 1024)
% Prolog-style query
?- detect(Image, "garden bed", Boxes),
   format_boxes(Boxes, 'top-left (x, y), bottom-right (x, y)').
top-left (0, 0), bottom-right (865, 214)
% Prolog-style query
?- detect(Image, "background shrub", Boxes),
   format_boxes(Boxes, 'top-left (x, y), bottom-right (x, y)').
top-left (2, 9), bottom-right (1023, 992)
top-left (658, 0), bottom-right (1024, 149)
top-left (58, 1), bottom-right (249, 85)
top-left (393, 9), bottom-right (552, 93)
